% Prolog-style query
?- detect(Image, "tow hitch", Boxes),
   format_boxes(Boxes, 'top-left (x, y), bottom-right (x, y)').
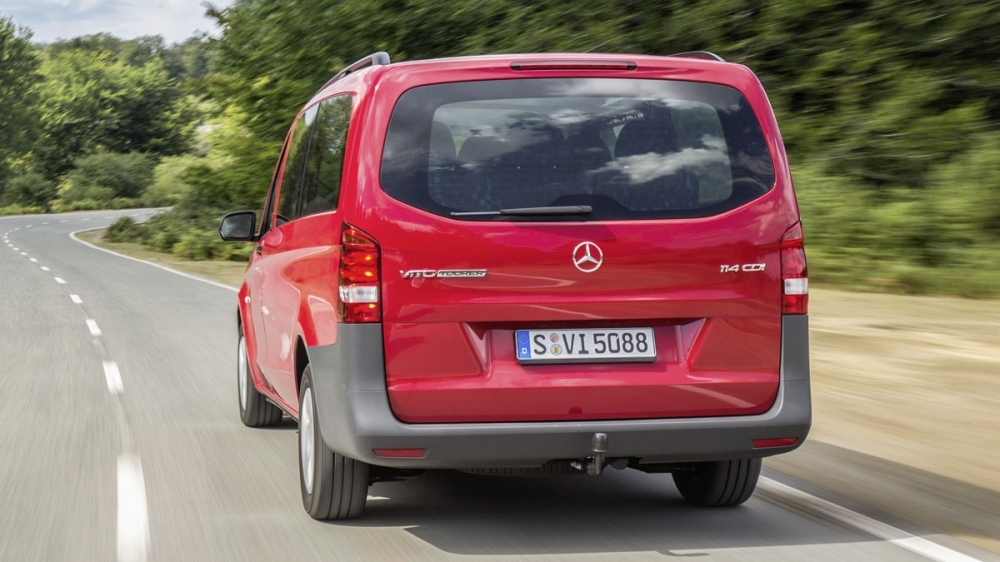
top-left (571, 433), bottom-right (611, 476)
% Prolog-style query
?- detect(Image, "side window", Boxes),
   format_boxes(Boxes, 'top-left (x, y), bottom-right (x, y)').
top-left (276, 104), bottom-right (319, 222)
top-left (258, 136), bottom-right (292, 234)
top-left (259, 174), bottom-right (279, 235)
top-left (299, 95), bottom-right (353, 217)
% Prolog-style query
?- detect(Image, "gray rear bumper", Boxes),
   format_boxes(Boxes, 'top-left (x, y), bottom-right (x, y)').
top-left (309, 316), bottom-right (811, 468)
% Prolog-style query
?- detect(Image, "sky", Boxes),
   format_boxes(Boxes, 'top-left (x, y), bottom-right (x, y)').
top-left (1, 0), bottom-right (235, 44)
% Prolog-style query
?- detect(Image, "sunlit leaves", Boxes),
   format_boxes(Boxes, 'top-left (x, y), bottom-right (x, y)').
top-left (34, 49), bottom-right (194, 178)
top-left (0, 17), bottom-right (42, 191)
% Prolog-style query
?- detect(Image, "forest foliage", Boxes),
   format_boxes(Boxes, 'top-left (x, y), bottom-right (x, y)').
top-left (0, 18), bottom-right (208, 214)
top-left (2, 1), bottom-right (1000, 296)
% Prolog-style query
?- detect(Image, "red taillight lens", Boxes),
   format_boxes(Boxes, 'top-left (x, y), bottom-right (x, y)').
top-left (780, 222), bottom-right (808, 315)
top-left (753, 437), bottom-right (799, 449)
top-left (373, 448), bottom-right (425, 458)
top-left (338, 225), bottom-right (380, 323)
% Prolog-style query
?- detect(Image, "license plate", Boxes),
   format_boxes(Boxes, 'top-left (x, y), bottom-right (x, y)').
top-left (515, 328), bottom-right (657, 364)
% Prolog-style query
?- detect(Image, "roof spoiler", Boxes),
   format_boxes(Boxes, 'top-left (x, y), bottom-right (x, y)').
top-left (669, 51), bottom-right (725, 62)
top-left (314, 52), bottom-right (391, 97)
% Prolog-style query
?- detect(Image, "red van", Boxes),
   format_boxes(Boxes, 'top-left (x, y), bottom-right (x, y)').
top-left (220, 51), bottom-right (810, 520)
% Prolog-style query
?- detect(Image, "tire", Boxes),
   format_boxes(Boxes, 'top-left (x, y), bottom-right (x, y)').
top-left (672, 458), bottom-right (762, 507)
top-left (238, 326), bottom-right (283, 428)
top-left (299, 365), bottom-right (369, 520)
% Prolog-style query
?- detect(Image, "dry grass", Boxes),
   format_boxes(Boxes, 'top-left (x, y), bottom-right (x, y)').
top-left (796, 288), bottom-right (1000, 491)
top-left (768, 288), bottom-right (1000, 553)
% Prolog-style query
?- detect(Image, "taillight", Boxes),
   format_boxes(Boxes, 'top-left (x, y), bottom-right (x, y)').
top-left (780, 222), bottom-right (808, 315)
top-left (338, 225), bottom-right (380, 323)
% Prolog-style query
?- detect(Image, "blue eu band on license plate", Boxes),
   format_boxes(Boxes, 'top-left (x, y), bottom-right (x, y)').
top-left (515, 328), bottom-right (657, 364)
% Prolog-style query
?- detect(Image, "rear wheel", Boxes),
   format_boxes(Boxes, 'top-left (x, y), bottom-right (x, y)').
top-left (299, 365), bottom-right (369, 519)
top-left (672, 458), bottom-right (761, 507)
top-left (238, 328), bottom-right (283, 427)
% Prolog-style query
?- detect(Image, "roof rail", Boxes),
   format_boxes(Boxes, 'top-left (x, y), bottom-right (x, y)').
top-left (670, 51), bottom-right (725, 62)
top-left (314, 52), bottom-right (391, 96)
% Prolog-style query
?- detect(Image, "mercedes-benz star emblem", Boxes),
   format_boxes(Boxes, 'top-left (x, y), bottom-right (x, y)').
top-left (572, 241), bottom-right (604, 273)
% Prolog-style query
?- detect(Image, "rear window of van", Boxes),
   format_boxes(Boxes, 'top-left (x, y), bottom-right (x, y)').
top-left (380, 78), bottom-right (775, 220)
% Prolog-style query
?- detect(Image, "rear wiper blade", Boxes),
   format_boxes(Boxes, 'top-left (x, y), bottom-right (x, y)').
top-left (451, 205), bottom-right (592, 218)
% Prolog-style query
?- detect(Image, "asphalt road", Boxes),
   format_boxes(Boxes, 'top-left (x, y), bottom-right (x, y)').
top-left (1, 210), bottom-right (996, 562)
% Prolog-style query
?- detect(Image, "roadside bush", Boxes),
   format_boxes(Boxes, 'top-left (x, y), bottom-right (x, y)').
top-left (55, 181), bottom-right (115, 204)
top-left (127, 206), bottom-right (253, 261)
top-left (171, 227), bottom-right (251, 261)
top-left (219, 241), bottom-right (254, 262)
top-left (172, 229), bottom-right (220, 260)
top-left (139, 211), bottom-right (189, 252)
top-left (0, 172), bottom-right (56, 209)
top-left (922, 132), bottom-right (1000, 241)
top-left (49, 197), bottom-right (142, 213)
top-left (55, 151), bottom-right (156, 206)
top-left (148, 229), bottom-right (181, 253)
top-left (104, 216), bottom-right (146, 243)
top-left (143, 155), bottom-right (202, 206)
top-left (0, 203), bottom-right (47, 216)
top-left (794, 156), bottom-right (1000, 297)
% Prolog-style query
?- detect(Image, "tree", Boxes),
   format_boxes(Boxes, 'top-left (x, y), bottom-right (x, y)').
top-left (0, 17), bottom-right (42, 193)
top-left (34, 49), bottom-right (195, 178)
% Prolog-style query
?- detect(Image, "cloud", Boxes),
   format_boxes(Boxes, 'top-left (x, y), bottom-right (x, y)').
top-left (597, 137), bottom-right (730, 184)
top-left (2, 0), bottom-right (232, 43)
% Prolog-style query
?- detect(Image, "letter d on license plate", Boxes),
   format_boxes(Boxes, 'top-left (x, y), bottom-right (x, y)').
top-left (515, 328), bottom-right (656, 364)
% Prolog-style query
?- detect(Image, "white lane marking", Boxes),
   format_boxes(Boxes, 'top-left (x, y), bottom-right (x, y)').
top-left (759, 478), bottom-right (982, 562)
top-left (70, 294), bottom-right (83, 304)
top-left (40, 266), bottom-right (50, 271)
top-left (81, 218), bottom-right (90, 221)
top-left (29, 258), bottom-right (37, 262)
top-left (71, 230), bottom-right (238, 293)
top-left (103, 361), bottom-right (123, 393)
top-left (42, 222), bottom-right (49, 225)
top-left (117, 453), bottom-right (150, 562)
top-left (86, 319), bottom-right (102, 337)
top-left (13, 247), bottom-right (19, 251)
top-left (60, 220), bottom-right (68, 223)
top-left (26, 224), bottom-right (32, 228)
top-left (20, 252), bottom-right (27, 256)
top-left (54, 277), bottom-right (66, 284)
